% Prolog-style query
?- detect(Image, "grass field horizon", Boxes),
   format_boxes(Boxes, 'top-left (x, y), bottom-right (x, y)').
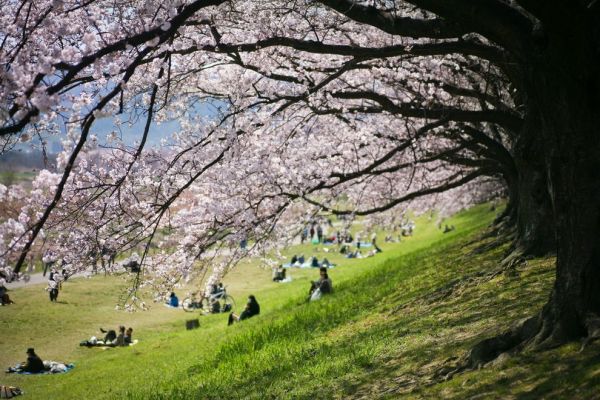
top-left (2, 203), bottom-right (599, 399)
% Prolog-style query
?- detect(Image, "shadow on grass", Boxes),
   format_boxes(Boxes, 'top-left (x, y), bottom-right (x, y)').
top-left (138, 221), bottom-right (570, 400)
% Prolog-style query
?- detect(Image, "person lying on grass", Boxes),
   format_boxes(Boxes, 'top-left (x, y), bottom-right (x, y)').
top-left (80, 326), bottom-right (132, 347)
top-left (228, 295), bottom-right (260, 326)
top-left (308, 267), bottom-right (333, 301)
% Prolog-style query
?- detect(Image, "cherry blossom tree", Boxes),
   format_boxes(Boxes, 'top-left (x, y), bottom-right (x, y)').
top-left (1, 0), bottom-right (598, 363)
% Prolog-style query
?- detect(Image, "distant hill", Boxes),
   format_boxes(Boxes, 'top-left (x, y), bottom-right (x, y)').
top-left (0, 149), bottom-right (57, 171)
top-left (0, 150), bottom-right (57, 185)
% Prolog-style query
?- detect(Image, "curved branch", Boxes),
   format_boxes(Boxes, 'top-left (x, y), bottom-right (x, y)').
top-left (331, 90), bottom-right (523, 131)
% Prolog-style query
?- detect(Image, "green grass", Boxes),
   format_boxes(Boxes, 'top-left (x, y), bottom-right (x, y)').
top-left (1, 204), bottom-right (598, 399)
top-left (0, 170), bottom-right (37, 186)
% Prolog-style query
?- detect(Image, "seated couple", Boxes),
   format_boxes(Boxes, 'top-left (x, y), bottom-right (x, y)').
top-left (80, 326), bottom-right (133, 347)
top-left (289, 255), bottom-right (305, 266)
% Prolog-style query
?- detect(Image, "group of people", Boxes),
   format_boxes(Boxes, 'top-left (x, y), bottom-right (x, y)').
top-left (286, 254), bottom-right (333, 269)
top-left (232, 265), bottom-right (332, 325)
top-left (338, 232), bottom-right (383, 259)
top-left (80, 325), bottom-right (134, 347)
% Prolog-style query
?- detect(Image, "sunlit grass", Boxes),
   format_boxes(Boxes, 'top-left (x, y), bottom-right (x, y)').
top-left (3, 204), bottom-right (596, 399)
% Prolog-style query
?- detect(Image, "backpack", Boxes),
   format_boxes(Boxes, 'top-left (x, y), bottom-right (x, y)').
top-left (0, 385), bottom-right (22, 399)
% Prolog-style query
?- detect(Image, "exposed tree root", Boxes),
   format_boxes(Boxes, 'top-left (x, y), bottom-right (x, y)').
top-left (431, 310), bottom-right (600, 384)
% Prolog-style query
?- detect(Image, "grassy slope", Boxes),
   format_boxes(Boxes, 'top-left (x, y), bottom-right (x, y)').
top-left (1, 205), bottom-right (599, 399)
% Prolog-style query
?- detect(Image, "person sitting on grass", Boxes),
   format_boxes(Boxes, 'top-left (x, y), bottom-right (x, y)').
top-left (308, 267), bottom-right (333, 301)
top-left (228, 295), bottom-right (260, 325)
top-left (124, 327), bottom-right (133, 345)
top-left (80, 326), bottom-right (129, 347)
top-left (113, 325), bottom-right (127, 346)
top-left (272, 265), bottom-right (286, 282)
top-left (168, 292), bottom-right (179, 308)
top-left (7, 348), bottom-right (45, 373)
top-left (23, 348), bottom-right (45, 373)
top-left (0, 280), bottom-right (14, 305)
top-left (311, 256), bottom-right (320, 268)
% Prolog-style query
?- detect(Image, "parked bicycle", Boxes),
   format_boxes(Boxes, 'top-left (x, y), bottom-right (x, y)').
top-left (182, 285), bottom-right (235, 314)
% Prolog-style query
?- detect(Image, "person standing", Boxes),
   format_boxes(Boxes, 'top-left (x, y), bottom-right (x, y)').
top-left (371, 232), bottom-right (377, 246)
top-left (42, 250), bottom-right (56, 277)
top-left (47, 274), bottom-right (59, 302)
top-left (316, 225), bottom-right (323, 243)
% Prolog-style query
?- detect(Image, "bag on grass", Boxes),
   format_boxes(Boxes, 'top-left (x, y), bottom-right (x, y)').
top-left (0, 385), bottom-right (22, 398)
top-left (310, 288), bottom-right (322, 301)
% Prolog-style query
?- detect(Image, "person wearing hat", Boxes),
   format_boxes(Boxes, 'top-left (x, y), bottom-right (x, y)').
top-left (22, 348), bottom-right (45, 373)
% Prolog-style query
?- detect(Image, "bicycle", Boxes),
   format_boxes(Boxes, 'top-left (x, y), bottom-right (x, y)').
top-left (182, 287), bottom-right (235, 314)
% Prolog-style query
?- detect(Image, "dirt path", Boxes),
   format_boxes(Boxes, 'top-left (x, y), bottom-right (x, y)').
top-left (5, 271), bottom-right (86, 289)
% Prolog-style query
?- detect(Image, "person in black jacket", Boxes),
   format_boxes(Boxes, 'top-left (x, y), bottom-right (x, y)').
top-left (22, 348), bottom-right (45, 373)
top-left (228, 295), bottom-right (260, 325)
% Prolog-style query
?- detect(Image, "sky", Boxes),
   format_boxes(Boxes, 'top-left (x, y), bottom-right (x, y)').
top-left (9, 99), bottom-right (217, 157)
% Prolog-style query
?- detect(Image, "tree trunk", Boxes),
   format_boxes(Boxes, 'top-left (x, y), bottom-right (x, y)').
top-left (524, 4), bottom-right (600, 344)
top-left (493, 147), bottom-right (555, 260)
top-left (464, 4), bottom-right (600, 365)
top-left (511, 152), bottom-right (555, 257)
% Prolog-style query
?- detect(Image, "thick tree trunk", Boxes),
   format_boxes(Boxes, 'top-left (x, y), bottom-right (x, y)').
top-left (525, 5), bottom-right (600, 344)
top-left (493, 150), bottom-right (555, 260)
top-left (464, 4), bottom-right (600, 366)
top-left (511, 154), bottom-right (555, 257)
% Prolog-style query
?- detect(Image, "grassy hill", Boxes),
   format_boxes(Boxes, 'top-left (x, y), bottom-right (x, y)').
top-left (2, 204), bottom-right (598, 399)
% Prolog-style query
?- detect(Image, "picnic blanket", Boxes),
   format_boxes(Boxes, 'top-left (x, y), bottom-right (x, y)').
top-left (6, 361), bottom-right (74, 375)
top-left (283, 262), bottom-right (336, 269)
top-left (98, 339), bottom-right (138, 350)
top-left (81, 339), bottom-right (139, 349)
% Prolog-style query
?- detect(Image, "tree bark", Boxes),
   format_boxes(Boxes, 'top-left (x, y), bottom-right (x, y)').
top-left (523, 3), bottom-right (600, 344)
top-left (461, 3), bottom-right (600, 365)
top-left (510, 150), bottom-right (555, 257)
